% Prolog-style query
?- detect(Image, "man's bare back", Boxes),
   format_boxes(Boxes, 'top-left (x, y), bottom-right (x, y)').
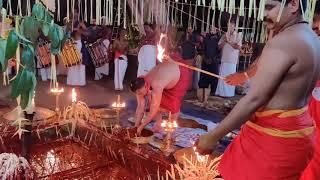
top-left (146, 62), bottom-right (180, 90)
top-left (113, 39), bottom-right (128, 53)
top-left (257, 23), bottom-right (320, 110)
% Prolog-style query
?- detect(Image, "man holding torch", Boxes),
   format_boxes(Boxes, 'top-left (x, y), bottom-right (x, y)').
top-left (196, 0), bottom-right (320, 179)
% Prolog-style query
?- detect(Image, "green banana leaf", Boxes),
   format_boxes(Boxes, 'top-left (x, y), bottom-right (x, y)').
top-left (44, 11), bottom-right (53, 24)
top-left (22, 45), bottom-right (35, 72)
top-left (0, 38), bottom-right (7, 72)
top-left (21, 17), bottom-right (40, 44)
top-left (5, 31), bottom-right (18, 67)
top-left (32, 3), bottom-right (44, 20)
top-left (11, 69), bottom-right (23, 98)
top-left (48, 25), bottom-right (62, 54)
top-left (20, 71), bottom-right (36, 109)
top-left (42, 23), bottom-right (50, 36)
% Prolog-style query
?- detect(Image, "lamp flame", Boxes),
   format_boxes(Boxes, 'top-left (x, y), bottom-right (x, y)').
top-left (72, 88), bottom-right (77, 103)
top-left (157, 33), bottom-right (166, 63)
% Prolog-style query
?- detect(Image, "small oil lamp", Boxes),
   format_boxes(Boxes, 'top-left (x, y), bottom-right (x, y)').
top-left (161, 112), bottom-right (178, 154)
top-left (111, 95), bottom-right (126, 127)
top-left (50, 82), bottom-right (64, 112)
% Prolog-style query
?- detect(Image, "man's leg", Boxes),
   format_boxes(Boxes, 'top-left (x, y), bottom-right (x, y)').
top-left (152, 112), bottom-right (163, 133)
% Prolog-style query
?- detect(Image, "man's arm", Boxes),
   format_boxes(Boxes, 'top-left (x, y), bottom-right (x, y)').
top-left (218, 35), bottom-right (226, 49)
top-left (138, 87), bottom-right (163, 129)
top-left (225, 58), bottom-right (259, 86)
top-left (135, 94), bottom-right (146, 127)
top-left (204, 47), bottom-right (294, 142)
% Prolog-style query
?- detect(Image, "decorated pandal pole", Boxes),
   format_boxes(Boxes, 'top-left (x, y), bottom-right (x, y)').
top-left (0, 0), bottom-right (318, 179)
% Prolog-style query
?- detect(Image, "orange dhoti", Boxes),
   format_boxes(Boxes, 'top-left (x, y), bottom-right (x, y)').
top-left (218, 107), bottom-right (315, 180)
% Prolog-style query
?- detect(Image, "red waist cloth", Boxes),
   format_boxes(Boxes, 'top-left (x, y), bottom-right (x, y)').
top-left (160, 65), bottom-right (191, 113)
top-left (115, 51), bottom-right (124, 59)
top-left (219, 108), bottom-right (315, 180)
top-left (301, 81), bottom-right (320, 180)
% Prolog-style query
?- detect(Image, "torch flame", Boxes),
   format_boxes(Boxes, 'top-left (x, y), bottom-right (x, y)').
top-left (157, 33), bottom-right (166, 63)
top-left (72, 88), bottom-right (77, 103)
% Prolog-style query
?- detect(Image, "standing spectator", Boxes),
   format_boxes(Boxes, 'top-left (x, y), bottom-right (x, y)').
top-left (198, 27), bottom-right (221, 95)
top-left (215, 20), bottom-right (242, 97)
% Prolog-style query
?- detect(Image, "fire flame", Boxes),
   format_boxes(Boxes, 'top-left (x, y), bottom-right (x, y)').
top-left (157, 33), bottom-right (166, 63)
top-left (192, 142), bottom-right (209, 163)
top-left (51, 82), bottom-right (64, 93)
top-left (72, 88), bottom-right (77, 103)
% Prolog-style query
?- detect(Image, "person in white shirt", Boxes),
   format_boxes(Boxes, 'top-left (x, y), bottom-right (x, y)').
top-left (137, 24), bottom-right (157, 77)
top-left (215, 20), bottom-right (242, 97)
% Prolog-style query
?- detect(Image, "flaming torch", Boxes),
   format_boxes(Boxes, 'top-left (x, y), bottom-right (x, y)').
top-left (157, 33), bottom-right (224, 80)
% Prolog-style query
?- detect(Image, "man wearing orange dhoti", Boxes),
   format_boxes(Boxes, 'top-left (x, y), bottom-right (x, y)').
top-left (196, 0), bottom-right (320, 179)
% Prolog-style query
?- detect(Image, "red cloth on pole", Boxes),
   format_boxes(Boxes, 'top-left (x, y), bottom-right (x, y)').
top-left (218, 108), bottom-right (315, 180)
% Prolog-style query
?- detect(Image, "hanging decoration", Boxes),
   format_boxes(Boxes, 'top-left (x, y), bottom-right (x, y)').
top-left (180, 2), bottom-right (184, 27)
top-left (258, 0), bottom-right (266, 21)
top-left (124, 0), bottom-right (127, 29)
top-left (7, 0), bottom-right (12, 16)
top-left (141, 0), bottom-right (144, 25)
top-left (206, 4), bottom-right (211, 32)
top-left (78, 0), bottom-right (81, 21)
top-left (118, 0), bottom-right (121, 26)
top-left (193, 1), bottom-right (198, 30)
top-left (90, 0), bottom-right (93, 24)
top-left (67, 0), bottom-right (70, 22)
top-left (27, 0), bottom-right (31, 16)
top-left (135, 0), bottom-right (138, 24)
top-left (131, 0), bottom-right (134, 25)
top-left (84, 0), bottom-right (88, 22)
top-left (17, 0), bottom-right (22, 16)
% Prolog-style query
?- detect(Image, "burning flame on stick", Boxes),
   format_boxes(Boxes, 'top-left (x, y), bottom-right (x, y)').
top-left (157, 33), bottom-right (166, 63)
top-left (72, 88), bottom-right (77, 103)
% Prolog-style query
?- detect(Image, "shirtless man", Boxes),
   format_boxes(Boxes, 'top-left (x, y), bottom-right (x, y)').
top-left (196, 0), bottom-right (320, 179)
top-left (113, 29), bottom-right (129, 91)
top-left (130, 53), bottom-right (192, 135)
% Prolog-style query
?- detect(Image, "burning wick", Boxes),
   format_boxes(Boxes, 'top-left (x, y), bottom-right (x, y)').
top-left (112, 95), bottom-right (126, 108)
top-left (50, 82), bottom-right (64, 93)
top-left (72, 88), bottom-right (77, 103)
top-left (157, 33), bottom-right (167, 63)
top-left (192, 141), bottom-right (209, 163)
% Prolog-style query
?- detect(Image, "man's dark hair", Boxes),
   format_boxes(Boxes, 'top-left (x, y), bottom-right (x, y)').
top-left (130, 78), bottom-right (145, 92)
top-left (275, 0), bottom-right (307, 13)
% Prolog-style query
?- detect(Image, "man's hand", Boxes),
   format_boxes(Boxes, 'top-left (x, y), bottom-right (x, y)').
top-left (195, 133), bottom-right (219, 155)
top-left (225, 72), bottom-right (247, 86)
top-left (137, 124), bottom-right (145, 136)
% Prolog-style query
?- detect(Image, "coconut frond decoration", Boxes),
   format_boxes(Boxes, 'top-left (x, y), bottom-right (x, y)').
top-left (0, 153), bottom-right (34, 180)
top-left (40, 0), bottom-right (56, 13)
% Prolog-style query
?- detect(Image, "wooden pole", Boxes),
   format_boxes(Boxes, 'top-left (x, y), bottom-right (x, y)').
top-left (167, 56), bottom-right (225, 80)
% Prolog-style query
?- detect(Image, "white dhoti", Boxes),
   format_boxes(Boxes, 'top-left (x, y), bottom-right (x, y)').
top-left (137, 45), bottom-right (157, 77)
top-left (67, 40), bottom-right (86, 86)
top-left (57, 60), bottom-right (68, 75)
top-left (95, 63), bottom-right (109, 80)
top-left (36, 58), bottom-right (51, 81)
top-left (215, 62), bottom-right (237, 97)
top-left (114, 55), bottom-right (128, 90)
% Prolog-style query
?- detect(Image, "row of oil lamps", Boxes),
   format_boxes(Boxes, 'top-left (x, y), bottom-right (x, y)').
top-left (50, 83), bottom-right (179, 153)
